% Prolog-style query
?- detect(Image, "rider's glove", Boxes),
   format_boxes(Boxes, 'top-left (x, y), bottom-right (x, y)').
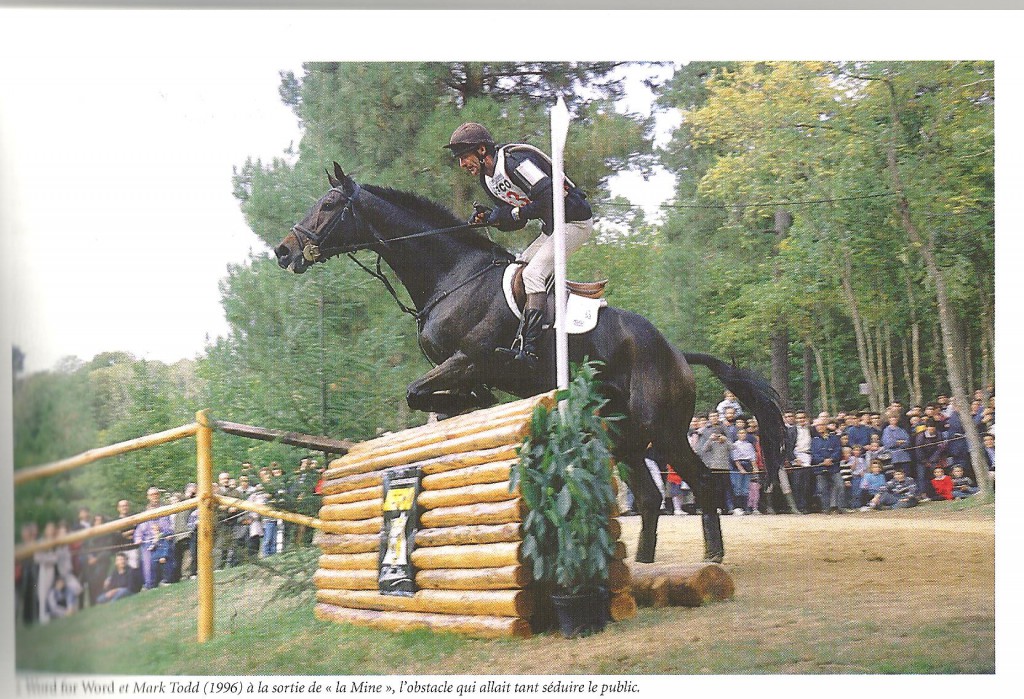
top-left (487, 205), bottom-right (517, 231)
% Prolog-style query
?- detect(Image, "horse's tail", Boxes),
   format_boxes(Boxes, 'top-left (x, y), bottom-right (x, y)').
top-left (683, 352), bottom-right (786, 491)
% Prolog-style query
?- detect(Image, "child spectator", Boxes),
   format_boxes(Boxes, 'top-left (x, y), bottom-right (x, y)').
top-left (931, 466), bottom-right (954, 501)
top-left (845, 445), bottom-right (868, 511)
top-left (951, 465), bottom-right (980, 499)
top-left (839, 447), bottom-right (854, 510)
top-left (730, 428), bottom-right (757, 515)
top-left (859, 462), bottom-right (887, 511)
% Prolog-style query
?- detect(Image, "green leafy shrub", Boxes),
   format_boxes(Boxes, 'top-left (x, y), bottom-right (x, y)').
top-left (510, 360), bottom-right (621, 595)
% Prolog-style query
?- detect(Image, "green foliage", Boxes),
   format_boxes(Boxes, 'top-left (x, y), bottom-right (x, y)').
top-left (510, 361), bottom-right (620, 595)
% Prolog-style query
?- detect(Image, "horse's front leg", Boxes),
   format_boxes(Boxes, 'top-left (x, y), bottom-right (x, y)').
top-left (406, 351), bottom-right (487, 416)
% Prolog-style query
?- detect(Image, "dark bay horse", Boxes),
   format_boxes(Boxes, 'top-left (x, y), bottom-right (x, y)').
top-left (274, 163), bottom-right (785, 563)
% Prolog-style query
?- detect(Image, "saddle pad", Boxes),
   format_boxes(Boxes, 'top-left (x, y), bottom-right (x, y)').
top-left (502, 264), bottom-right (607, 334)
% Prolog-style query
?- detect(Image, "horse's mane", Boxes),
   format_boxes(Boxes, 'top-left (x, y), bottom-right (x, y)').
top-left (362, 184), bottom-right (510, 258)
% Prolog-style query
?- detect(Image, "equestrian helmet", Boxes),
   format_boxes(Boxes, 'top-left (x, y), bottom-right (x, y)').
top-left (444, 122), bottom-right (495, 157)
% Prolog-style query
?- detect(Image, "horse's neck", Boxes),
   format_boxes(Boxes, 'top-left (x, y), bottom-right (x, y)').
top-left (359, 194), bottom-right (492, 310)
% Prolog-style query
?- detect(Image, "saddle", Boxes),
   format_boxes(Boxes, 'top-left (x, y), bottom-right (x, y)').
top-left (509, 265), bottom-right (607, 311)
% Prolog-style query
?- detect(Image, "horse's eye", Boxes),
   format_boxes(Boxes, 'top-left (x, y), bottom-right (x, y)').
top-left (321, 198), bottom-right (336, 211)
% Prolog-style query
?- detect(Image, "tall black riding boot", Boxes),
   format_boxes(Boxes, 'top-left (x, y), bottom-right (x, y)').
top-left (497, 293), bottom-right (546, 369)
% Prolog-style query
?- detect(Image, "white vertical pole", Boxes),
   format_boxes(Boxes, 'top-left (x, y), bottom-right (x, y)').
top-left (550, 96), bottom-right (570, 397)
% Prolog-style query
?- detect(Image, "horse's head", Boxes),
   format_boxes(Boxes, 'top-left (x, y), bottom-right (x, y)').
top-left (276, 162), bottom-right (365, 274)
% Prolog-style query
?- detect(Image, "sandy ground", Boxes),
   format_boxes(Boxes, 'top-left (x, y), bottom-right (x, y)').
top-left (477, 501), bottom-right (995, 674)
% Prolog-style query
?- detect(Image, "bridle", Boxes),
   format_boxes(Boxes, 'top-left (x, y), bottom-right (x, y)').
top-left (289, 181), bottom-right (491, 264)
top-left (290, 184), bottom-right (361, 264)
top-left (287, 180), bottom-right (512, 335)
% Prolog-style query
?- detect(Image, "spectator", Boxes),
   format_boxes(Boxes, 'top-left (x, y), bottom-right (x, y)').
top-left (866, 466), bottom-right (919, 510)
top-left (931, 466), bottom-right (954, 501)
top-left (700, 427), bottom-right (734, 514)
top-left (54, 522), bottom-right (84, 609)
top-left (882, 415), bottom-right (913, 475)
top-left (811, 420), bottom-right (843, 514)
top-left (247, 487), bottom-right (269, 556)
top-left (45, 575), bottom-right (77, 620)
top-left (34, 522), bottom-right (60, 624)
top-left (96, 552), bottom-right (136, 604)
top-left (847, 412), bottom-right (872, 448)
top-left (717, 390), bottom-right (742, 419)
top-left (134, 516), bottom-right (173, 590)
top-left (730, 428), bottom-right (757, 515)
top-left (983, 433), bottom-right (995, 475)
top-left (171, 485), bottom-right (197, 582)
top-left (17, 522), bottom-right (40, 625)
top-left (914, 420), bottom-right (946, 499)
top-left (845, 445), bottom-right (868, 511)
top-left (859, 462), bottom-right (887, 511)
top-left (789, 411), bottom-right (814, 514)
top-left (951, 465), bottom-right (980, 499)
top-left (112, 499), bottom-right (143, 593)
top-left (721, 407), bottom-right (738, 443)
top-left (214, 472), bottom-right (243, 568)
top-left (81, 514), bottom-right (114, 606)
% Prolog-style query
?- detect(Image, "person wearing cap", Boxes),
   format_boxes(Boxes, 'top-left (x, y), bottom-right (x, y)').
top-left (444, 122), bottom-right (594, 368)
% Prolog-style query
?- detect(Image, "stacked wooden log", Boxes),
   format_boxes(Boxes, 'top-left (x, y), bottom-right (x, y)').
top-left (312, 391), bottom-right (635, 639)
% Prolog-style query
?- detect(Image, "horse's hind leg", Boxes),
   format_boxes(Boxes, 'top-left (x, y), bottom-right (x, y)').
top-left (620, 450), bottom-right (663, 564)
top-left (653, 427), bottom-right (724, 563)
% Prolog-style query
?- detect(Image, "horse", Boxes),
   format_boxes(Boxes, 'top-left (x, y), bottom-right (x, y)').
top-left (274, 163), bottom-right (785, 564)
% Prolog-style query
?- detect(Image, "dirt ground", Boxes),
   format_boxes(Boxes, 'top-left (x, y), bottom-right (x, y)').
top-left (470, 500), bottom-right (996, 674)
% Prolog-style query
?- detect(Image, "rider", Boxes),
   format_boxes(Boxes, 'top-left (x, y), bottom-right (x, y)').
top-left (444, 122), bottom-right (594, 368)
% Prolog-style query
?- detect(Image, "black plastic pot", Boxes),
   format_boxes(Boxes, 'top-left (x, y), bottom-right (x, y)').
top-left (550, 588), bottom-right (608, 638)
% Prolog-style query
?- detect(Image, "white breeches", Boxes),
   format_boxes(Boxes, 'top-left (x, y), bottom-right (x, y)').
top-left (520, 218), bottom-right (594, 294)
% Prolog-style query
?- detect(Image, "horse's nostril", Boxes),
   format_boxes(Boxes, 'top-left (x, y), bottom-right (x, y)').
top-left (275, 245), bottom-right (289, 261)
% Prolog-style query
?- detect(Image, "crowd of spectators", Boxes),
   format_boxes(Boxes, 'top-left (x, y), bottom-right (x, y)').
top-left (15, 456), bottom-right (327, 626)
top-left (627, 387), bottom-right (994, 517)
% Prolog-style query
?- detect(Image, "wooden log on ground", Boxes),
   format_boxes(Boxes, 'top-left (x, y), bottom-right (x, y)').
top-left (416, 565), bottom-right (531, 590)
top-left (609, 591), bottom-right (638, 621)
top-left (321, 484), bottom-right (383, 505)
top-left (319, 553), bottom-right (378, 571)
top-left (319, 499), bottom-right (382, 522)
top-left (415, 523), bottom-right (521, 548)
top-left (410, 542), bottom-right (520, 570)
top-left (420, 459), bottom-right (516, 491)
top-left (314, 603), bottom-right (532, 639)
top-left (417, 481), bottom-right (518, 510)
top-left (626, 562), bottom-right (735, 607)
top-left (313, 568), bottom-right (379, 591)
top-left (318, 517), bottom-right (383, 536)
top-left (608, 559), bottom-right (632, 593)
top-left (341, 392), bottom-right (553, 459)
top-left (316, 588), bottom-right (533, 618)
top-left (419, 499), bottom-right (524, 528)
top-left (312, 532), bottom-right (380, 555)
top-left (324, 422), bottom-right (530, 480)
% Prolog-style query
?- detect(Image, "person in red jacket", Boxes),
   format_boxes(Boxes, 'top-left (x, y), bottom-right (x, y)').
top-left (931, 466), bottom-right (954, 501)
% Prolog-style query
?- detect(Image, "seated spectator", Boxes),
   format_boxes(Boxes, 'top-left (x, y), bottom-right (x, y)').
top-left (866, 466), bottom-right (919, 510)
top-left (96, 552), bottom-right (136, 604)
top-left (45, 575), bottom-right (78, 620)
top-left (951, 465), bottom-right (980, 499)
top-left (984, 433), bottom-right (995, 475)
top-left (931, 466), bottom-right (954, 501)
top-left (859, 462), bottom-right (887, 511)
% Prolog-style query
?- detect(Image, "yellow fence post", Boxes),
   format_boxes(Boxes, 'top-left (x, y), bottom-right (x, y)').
top-left (196, 409), bottom-right (215, 643)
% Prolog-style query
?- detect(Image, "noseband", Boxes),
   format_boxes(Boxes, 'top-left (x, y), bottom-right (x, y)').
top-left (290, 184), bottom-right (362, 263)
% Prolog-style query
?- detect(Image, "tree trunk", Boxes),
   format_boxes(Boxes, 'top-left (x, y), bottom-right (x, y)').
top-left (884, 325), bottom-right (896, 406)
top-left (770, 210), bottom-right (792, 409)
top-left (811, 342), bottom-right (829, 416)
top-left (883, 77), bottom-right (990, 495)
top-left (803, 341), bottom-right (814, 416)
top-left (839, 253), bottom-right (878, 412)
top-left (904, 272), bottom-right (924, 406)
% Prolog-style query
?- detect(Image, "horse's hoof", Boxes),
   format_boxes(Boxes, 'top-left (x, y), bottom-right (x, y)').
top-left (704, 553), bottom-right (724, 564)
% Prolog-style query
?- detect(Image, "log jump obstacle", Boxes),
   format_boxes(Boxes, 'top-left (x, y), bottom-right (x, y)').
top-left (312, 391), bottom-right (637, 639)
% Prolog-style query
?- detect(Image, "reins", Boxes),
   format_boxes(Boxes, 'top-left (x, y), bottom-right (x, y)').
top-left (292, 184), bottom-right (512, 330)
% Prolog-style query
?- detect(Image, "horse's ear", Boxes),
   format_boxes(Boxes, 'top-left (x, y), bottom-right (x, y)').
top-left (326, 167), bottom-right (340, 188)
top-left (332, 161), bottom-right (356, 194)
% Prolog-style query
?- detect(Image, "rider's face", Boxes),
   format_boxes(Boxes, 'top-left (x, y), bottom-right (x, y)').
top-left (457, 146), bottom-right (487, 176)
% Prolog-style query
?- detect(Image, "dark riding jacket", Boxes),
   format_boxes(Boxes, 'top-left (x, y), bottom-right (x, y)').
top-left (479, 143), bottom-right (592, 234)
